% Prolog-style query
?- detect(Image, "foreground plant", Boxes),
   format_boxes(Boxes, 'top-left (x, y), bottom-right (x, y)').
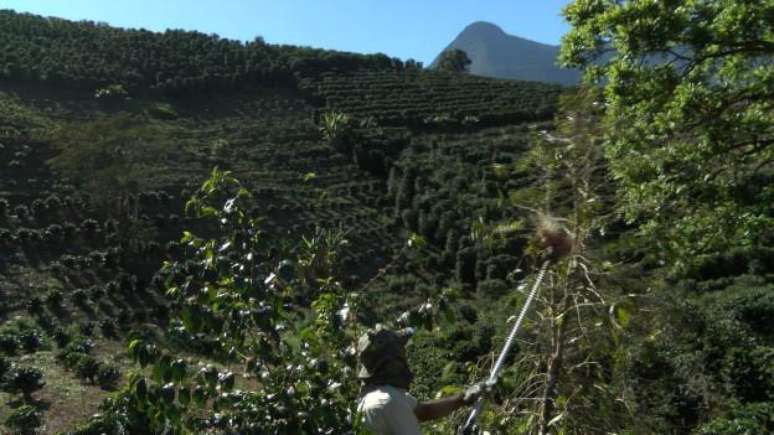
top-left (560, 0), bottom-right (774, 270)
top-left (69, 168), bottom-right (366, 434)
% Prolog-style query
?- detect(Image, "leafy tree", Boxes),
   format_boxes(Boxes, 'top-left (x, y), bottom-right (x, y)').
top-left (436, 49), bottom-right (472, 73)
top-left (560, 4), bottom-right (774, 432)
top-left (560, 0), bottom-right (774, 270)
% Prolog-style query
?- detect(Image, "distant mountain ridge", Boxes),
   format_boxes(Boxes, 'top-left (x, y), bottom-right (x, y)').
top-left (431, 21), bottom-right (580, 86)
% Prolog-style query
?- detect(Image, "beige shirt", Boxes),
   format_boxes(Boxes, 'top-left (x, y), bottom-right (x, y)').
top-left (357, 385), bottom-right (422, 435)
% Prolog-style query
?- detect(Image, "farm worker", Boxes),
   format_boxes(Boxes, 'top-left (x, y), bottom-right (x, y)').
top-left (356, 325), bottom-right (492, 434)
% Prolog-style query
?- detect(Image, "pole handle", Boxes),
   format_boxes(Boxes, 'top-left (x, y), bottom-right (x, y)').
top-left (458, 397), bottom-right (482, 435)
top-left (458, 260), bottom-right (550, 434)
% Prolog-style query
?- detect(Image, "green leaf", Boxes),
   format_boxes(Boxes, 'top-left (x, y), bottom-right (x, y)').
top-left (134, 378), bottom-right (148, 402)
top-left (178, 386), bottom-right (191, 407)
top-left (161, 383), bottom-right (176, 405)
top-left (128, 339), bottom-right (143, 362)
top-left (171, 359), bottom-right (188, 383)
top-left (615, 305), bottom-right (631, 329)
top-left (192, 385), bottom-right (207, 405)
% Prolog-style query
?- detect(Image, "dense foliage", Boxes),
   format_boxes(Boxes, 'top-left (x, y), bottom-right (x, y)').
top-left (66, 168), bottom-right (457, 434)
top-left (0, 80), bottom-right (402, 432)
top-left (302, 70), bottom-right (561, 128)
top-left (560, 0), bottom-right (773, 269)
top-left (63, 169), bottom-right (362, 433)
top-left (0, 4), bottom-right (772, 434)
top-left (559, 1), bottom-right (774, 433)
top-left (0, 10), bottom-right (403, 94)
top-left (435, 49), bottom-right (472, 73)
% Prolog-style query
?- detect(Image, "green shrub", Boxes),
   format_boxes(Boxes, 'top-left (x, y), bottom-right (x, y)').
top-left (4, 404), bottom-right (42, 435)
top-left (100, 320), bottom-right (117, 338)
top-left (45, 289), bottom-right (64, 308)
top-left (698, 402), bottom-right (774, 435)
top-left (458, 304), bottom-right (478, 324)
top-left (74, 355), bottom-right (100, 383)
top-left (478, 278), bottom-right (508, 298)
top-left (25, 297), bottom-right (43, 316)
top-left (17, 330), bottom-right (42, 353)
top-left (455, 247), bottom-right (477, 287)
top-left (686, 247), bottom-right (774, 281)
top-left (1, 365), bottom-right (45, 401)
top-left (0, 356), bottom-right (9, 377)
top-left (53, 328), bottom-right (71, 348)
top-left (96, 364), bottom-right (121, 390)
top-left (716, 282), bottom-right (774, 337)
top-left (0, 334), bottom-right (19, 355)
top-left (71, 288), bottom-right (89, 306)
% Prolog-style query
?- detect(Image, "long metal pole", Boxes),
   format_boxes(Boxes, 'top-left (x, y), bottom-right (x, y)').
top-left (459, 259), bottom-right (551, 434)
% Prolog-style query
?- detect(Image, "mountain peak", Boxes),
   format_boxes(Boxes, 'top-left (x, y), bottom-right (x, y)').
top-left (431, 21), bottom-right (580, 86)
top-left (461, 21), bottom-right (506, 37)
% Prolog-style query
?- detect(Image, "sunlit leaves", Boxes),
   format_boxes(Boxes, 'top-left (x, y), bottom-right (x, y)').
top-left (128, 339), bottom-right (160, 369)
top-left (560, 0), bottom-right (774, 268)
top-left (83, 169), bottom-right (367, 434)
top-left (407, 232), bottom-right (427, 249)
top-left (320, 111), bottom-right (354, 152)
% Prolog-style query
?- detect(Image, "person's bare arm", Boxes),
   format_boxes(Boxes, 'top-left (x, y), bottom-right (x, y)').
top-left (413, 381), bottom-right (493, 422)
top-left (413, 394), bottom-right (466, 422)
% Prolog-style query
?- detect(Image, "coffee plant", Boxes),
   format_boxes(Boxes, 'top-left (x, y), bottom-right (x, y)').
top-left (4, 405), bottom-right (43, 435)
top-left (67, 168), bottom-right (368, 434)
top-left (1, 365), bottom-right (45, 402)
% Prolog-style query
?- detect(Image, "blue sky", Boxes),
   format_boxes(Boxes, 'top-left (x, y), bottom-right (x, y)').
top-left (1, 0), bottom-right (572, 65)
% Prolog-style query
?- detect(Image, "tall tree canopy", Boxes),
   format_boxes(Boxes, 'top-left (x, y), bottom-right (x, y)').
top-left (436, 49), bottom-right (472, 73)
top-left (560, 0), bottom-right (773, 269)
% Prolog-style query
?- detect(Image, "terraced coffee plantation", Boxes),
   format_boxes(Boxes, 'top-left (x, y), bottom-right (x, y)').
top-left (0, 46), bottom-right (564, 430)
top-left (0, 89), bottom-right (356, 431)
top-left (3, 7), bottom-right (771, 435)
top-left (300, 70), bottom-right (562, 127)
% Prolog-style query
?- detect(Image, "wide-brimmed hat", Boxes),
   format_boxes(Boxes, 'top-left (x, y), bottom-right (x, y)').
top-left (357, 325), bottom-right (414, 379)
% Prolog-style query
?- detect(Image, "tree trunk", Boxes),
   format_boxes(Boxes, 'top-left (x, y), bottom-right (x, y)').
top-left (538, 295), bottom-right (569, 435)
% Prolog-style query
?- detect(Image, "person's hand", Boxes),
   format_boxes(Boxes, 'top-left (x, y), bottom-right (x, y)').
top-left (462, 379), bottom-right (496, 405)
top-left (541, 245), bottom-right (558, 263)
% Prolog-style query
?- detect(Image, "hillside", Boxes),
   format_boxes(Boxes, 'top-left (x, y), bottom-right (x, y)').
top-left (0, 10), bottom-right (568, 433)
top-left (431, 21), bottom-right (580, 86)
top-left (1, 8), bottom-right (772, 435)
